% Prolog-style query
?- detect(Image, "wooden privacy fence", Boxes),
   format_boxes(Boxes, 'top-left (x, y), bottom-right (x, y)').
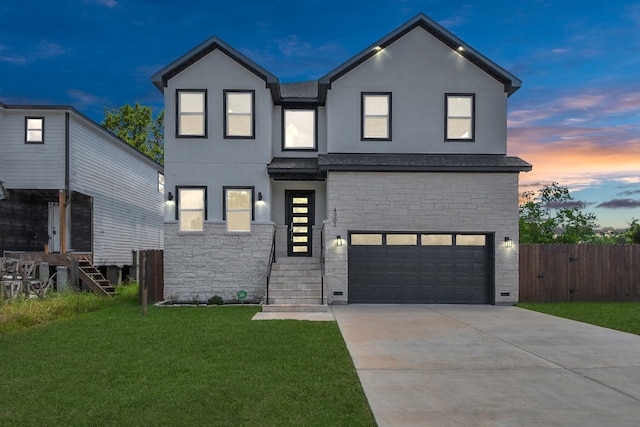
top-left (136, 250), bottom-right (164, 304)
top-left (519, 244), bottom-right (640, 303)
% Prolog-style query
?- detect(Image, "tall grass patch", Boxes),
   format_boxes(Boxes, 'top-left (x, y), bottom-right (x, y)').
top-left (0, 285), bottom-right (138, 333)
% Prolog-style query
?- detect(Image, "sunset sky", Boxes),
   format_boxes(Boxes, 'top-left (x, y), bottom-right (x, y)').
top-left (1, 1), bottom-right (639, 228)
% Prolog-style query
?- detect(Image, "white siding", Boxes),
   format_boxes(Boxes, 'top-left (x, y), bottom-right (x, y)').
top-left (0, 109), bottom-right (66, 189)
top-left (326, 27), bottom-right (508, 155)
top-left (68, 114), bottom-right (163, 266)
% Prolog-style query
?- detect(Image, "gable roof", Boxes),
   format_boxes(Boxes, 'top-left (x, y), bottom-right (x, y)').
top-left (319, 13), bottom-right (521, 97)
top-left (151, 36), bottom-right (281, 100)
top-left (151, 13), bottom-right (521, 103)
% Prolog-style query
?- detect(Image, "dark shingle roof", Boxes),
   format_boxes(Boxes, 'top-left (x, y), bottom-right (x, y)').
top-left (267, 157), bottom-right (325, 180)
top-left (317, 153), bottom-right (532, 172)
top-left (280, 81), bottom-right (319, 99)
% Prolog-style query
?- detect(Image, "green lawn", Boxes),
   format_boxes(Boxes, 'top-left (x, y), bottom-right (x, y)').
top-left (519, 302), bottom-right (640, 335)
top-left (0, 292), bottom-right (375, 426)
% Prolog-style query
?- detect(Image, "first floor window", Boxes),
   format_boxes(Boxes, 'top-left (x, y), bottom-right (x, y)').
top-left (445, 93), bottom-right (475, 141)
top-left (177, 89), bottom-right (207, 137)
top-left (224, 187), bottom-right (254, 232)
top-left (177, 187), bottom-right (206, 232)
top-left (283, 109), bottom-right (316, 150)
top-left (362, 93), bottom-right (391, 140)
top-left (25, 117), bottom-right (44, 143)
top-left (224, 90), bottom-right (255, 138)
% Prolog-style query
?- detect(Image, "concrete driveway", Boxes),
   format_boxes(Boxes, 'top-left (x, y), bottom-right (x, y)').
top-left (332, 304), bottom-right (640, 427)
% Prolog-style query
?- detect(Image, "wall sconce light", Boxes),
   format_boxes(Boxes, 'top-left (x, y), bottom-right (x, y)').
top-left (504, 237), bottom-right (513, 248)
top-left (167, 192), bottom-right (174, 202)
top-left (337, 235), bottom-right (343, 246)
top-left (258, 192), bottom-right (263, 201)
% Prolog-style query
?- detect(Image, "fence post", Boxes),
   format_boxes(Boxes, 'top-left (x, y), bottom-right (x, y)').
top-left (141, 251), bottom-right (147, 316)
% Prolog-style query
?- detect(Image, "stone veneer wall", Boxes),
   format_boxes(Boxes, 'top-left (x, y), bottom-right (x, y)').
top-left (323, 172), bottom-right (521, 305)
top-left (164, 222), bottom-right (275, 303)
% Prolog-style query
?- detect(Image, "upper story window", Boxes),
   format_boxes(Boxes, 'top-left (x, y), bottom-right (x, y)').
top-left (223, 187), bottom-right (254, 232)
top-left (445, 94), bottom-right (475, 141)
top-left (283, 108), bottom-right (316, 150)
top-left (177, 186), bottom-right (206, 232)
top-left (224, 90), bottom-right (255, 138)
top-left (176, 89), bottom-right (207, 138)
top-left (25, 117), bottom-right (44, 143)
top-left (158, 173), bottom-right (165, 193)
top-left (361, 93), bottom-right (391, 140)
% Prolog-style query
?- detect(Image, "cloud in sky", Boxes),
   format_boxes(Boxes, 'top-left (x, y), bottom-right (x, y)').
top-left (66, 89), bottom-right (109, 109)
top-left (437, 4), bottom-right (472, 28)
top-left (546, 200), bottom-right (589, 210)
top-left (87, 0), bottom-right (117, 7)
top-left (0, 40), bottom-right (69, 65)
top-left (508, 83), bottom-right (640, 195)
top-left (597, 199), bottom-right (640, 209)
top-left (241, 37), bottom-right (350, 81)
top-left (619, 189), bottom-right (640, 196)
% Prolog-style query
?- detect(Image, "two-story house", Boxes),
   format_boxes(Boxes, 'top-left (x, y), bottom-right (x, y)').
top-left (0, 103), bottom-right (164, 287)
top-left (153, 13), bottom-right (531, 307)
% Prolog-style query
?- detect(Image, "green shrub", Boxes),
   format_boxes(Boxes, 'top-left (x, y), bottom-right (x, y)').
top-left (207, 295), bottom-right (224, 305)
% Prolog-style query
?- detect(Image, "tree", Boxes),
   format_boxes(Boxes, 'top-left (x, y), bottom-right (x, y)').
top-left (519, 182), bottom-right (599, 243)
top-left (102, 102), bottom-right (164, 164)
top-left (625, 218), bottom-right (640, 244)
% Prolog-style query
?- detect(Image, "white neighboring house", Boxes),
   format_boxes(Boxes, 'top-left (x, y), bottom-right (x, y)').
top-left (0, 102), bottom-right (164, 283)
top-left (153, 13), bottom-right (531, 306)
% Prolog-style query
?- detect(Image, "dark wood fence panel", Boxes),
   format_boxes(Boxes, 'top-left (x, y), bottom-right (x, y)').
top-left (137, 250), bottom-right (164, 304)
top-left (520, 244), bottom-right (640, 303)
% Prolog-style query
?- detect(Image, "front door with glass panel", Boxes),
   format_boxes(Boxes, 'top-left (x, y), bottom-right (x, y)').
top-left (285, 190), bottom-right (314, 256)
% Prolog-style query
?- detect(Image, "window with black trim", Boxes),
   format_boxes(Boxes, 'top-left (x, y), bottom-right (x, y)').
top-left (445, 94), bottom-right (475, 141)
top-left (25, 117), bottom-right (44, 143)
top-left (176, 89), bottom-right (207, 137)
top-left (283, 108), bottom-right (316, 150)
top-left (177, 186), bottom-right (207, 232)
top-left (361, 93), bottom-right (391, 140)
top-left (224, 90), bottom-right (255, 138)
top-left (223, 187), bottom-right (254, 232)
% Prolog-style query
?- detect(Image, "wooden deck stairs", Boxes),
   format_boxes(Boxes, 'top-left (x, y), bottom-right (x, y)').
top-left (75, 257), bottom-right (116, 296)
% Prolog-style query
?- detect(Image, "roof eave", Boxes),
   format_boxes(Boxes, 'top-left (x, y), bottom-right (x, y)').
top-left (318, 13), bottom-right (521, 96)
top-left (151, 36), bottom-right (281, 98)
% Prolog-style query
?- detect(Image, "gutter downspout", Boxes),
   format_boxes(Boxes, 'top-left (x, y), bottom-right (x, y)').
top-left (60, 112), bottom-right (70, 254)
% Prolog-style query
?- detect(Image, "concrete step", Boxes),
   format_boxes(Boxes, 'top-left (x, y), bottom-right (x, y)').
top-left (269, 269), bottom-right (322, 277)
top-left (272, 263), bottom-right (321, 272)
top-left (274, 257), bottom-right (321, 264)
top-left (268, 289), bottom-right (322, 298)
top-left (262, 304), bottom-right (329, 313)
top-left (268, 277), bottom-right (322, 287)
top-left (269, 297), bottom-right (324, 305)
top-left (268, 282), bottom-right (322, 291)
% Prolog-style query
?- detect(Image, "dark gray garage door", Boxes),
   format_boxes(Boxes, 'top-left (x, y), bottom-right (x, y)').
top-left (348, 232), bottom-right (493, 304)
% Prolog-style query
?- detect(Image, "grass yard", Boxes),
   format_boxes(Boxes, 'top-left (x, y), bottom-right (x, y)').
top-left (0, 290), bottom-right (375, 426)
top-left (519, 302), bottom-right (640, 336)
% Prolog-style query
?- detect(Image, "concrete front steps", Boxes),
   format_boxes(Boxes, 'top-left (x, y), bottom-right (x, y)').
top-left (263, 257), bottom-right (328, 313)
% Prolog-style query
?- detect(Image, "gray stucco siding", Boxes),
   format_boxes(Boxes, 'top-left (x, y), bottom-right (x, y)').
top-left (326, 27), bottom-right (507, 155)
top-left (164, 49), bottom-right (276, 227)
